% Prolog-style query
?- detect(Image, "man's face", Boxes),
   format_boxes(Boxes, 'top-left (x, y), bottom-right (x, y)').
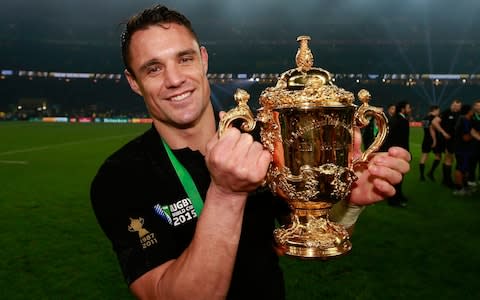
top-left (125, 23), bottom-right (211, 129)
top-left (387, 105), bottom-right (395, 116)
top-left (450, 101), bottom-right (462, 113)
top-left (473, 102), bottom-right (480, 114)
top-left (404, 104), bottom-right (412, 115)
top-left (432, 108), bottom-right (440, 116)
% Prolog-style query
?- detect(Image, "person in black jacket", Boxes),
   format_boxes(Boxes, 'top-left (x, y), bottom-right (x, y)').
top-left (379, 103), bottom-right (396, 152)
top-left (385, 101), bottom-right (411, 207)
top-left (89, 5), bottom-right (412, 299)
top-left (432, 100), bottom-right (462, 188)
top-left (419, 105), bottom-right (441, 181)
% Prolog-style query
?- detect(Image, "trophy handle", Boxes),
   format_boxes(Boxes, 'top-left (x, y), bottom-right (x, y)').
top-left (353, 89), bottom-right (389, 164)
top-left (218, 88), bottom-right (257, 137)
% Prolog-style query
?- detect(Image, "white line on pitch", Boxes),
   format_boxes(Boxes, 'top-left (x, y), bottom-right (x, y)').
top-left (0, 134), bottom-right (135, 156)
top-left (0, 160), bottom-right (28, 165)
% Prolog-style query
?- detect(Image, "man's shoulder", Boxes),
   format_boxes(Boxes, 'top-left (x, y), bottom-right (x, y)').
top-left (101, 127), bottom-right (159, 170)
top-left (90, 127), bottom-right (164, 213)
top-left (91, 127), bottom-right (162, 193)
top-left (471, 115), bottom-right (480, 128)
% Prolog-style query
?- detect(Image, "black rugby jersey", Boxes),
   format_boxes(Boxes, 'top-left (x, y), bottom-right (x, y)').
top-left (91, 126), bottom-right (286, 299)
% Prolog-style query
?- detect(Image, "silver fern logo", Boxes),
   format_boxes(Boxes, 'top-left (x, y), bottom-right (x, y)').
top-left (153, 204), bottom-right (173, 225)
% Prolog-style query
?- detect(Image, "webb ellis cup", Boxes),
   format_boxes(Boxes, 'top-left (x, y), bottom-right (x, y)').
top-left (219, 36), bottom-right (388, 258)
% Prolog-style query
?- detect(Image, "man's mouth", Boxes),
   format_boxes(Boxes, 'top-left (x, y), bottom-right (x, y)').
top-left (169, 91), bottom-right (192, 102)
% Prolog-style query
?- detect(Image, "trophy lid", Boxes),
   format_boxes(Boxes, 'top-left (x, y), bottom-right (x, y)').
top-left (260, 35), bottom-right (356, 109)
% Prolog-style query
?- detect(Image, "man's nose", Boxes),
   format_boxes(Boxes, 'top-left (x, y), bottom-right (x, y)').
top-left (164, 63), bottom-right (186, 88)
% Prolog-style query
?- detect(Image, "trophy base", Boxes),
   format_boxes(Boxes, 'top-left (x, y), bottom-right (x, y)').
top-left (274, 208), bottom-right (352, 259)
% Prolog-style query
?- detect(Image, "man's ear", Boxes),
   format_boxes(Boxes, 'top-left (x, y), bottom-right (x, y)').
top-left (200, 46), bottom-right (209, 75)
top-left (124, 69), bottom-right (143, 96)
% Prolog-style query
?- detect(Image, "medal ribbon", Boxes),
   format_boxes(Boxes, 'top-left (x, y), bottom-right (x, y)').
top-left (162, 139), bottom-right (204, 216)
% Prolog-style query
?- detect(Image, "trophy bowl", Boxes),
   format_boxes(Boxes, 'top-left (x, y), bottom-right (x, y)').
top-left (219, 36), bottom-right (387, 259)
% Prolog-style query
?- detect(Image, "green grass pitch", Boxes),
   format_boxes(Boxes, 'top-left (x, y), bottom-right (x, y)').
top-left (0, 122), bottom-right (479, 299)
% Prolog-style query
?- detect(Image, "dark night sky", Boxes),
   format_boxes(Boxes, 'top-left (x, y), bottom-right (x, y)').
top-left (1, 0), bottom-right (479, 73)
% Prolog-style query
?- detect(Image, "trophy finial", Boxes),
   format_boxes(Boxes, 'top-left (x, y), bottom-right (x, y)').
top-left (358, 89), bottom-right (372, 105)
top-left (262, 35), bottom-right (354, 109)
top-left (296, 35), bottom-right (314, 72)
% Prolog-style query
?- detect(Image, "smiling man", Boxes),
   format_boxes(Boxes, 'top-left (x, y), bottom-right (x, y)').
top-left (90, 5), bottom-right (411, 300)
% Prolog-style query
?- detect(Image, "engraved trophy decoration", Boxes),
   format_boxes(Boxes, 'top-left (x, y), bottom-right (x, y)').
top-left (219, 36), bottom-right (388, 258)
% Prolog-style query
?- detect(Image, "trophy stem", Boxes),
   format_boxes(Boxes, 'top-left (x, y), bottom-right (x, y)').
top-left (274, 206), bottom-right (352, 259)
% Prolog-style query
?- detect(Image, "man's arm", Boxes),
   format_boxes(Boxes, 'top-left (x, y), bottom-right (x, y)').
top-left (130, 128), bottom-right (270, 300)
top-left (429, 122), bottom-right (437, 147)
top-left (432, 116), bottom-right (450, 140)
top-left (329, 128), bottom-right (411, 234)
top-left (471, 127), bottom-right (480, 141)
top-left (329, 147), bottom-right (410, 231)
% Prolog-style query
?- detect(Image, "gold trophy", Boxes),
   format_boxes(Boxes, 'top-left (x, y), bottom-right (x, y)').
top-left (219, 36), bottom-right (388, 259)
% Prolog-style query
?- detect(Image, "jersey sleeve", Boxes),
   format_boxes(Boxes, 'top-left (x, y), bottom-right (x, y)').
top-left (90, 159), bottom-right (179, 286)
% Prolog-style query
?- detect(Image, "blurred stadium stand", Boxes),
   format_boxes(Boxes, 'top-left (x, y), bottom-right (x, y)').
top-left (1, 0), bottom-right (480, 120)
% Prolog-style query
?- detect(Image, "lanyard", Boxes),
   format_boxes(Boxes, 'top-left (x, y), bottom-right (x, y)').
top-left (162, 139), bottom-right (204, 216)
top-left (373, 121), bottom-right (379, 137)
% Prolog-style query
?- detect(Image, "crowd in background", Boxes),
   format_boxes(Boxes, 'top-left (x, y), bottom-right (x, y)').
top-left (2, 76), bottom-right (480, 201)
top-left (363, 98), bottom-right (480, 205)
top-left (419, 100), bottom-right (480, 196)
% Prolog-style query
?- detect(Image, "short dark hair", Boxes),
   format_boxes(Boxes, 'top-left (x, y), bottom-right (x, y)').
top-left (429, 105), bottom-right (439, 112)
top-left (460, 104), bottom-right (472, 115)
top-left (396, 101), bottom-right (409, 113)
top-left (120, 5), bottom-right (199, 75)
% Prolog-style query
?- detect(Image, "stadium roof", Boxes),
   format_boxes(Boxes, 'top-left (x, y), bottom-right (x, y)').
top-left (1, 0), bottom-right (480, 73)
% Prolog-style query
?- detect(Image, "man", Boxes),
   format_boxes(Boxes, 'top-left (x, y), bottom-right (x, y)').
top-left (385, 101), bottom-right (411, 207)
top-left (432, 99), bottom-right (462, 188)
top-left (419, 105), bottom-right (441, 181)
top-left (467, 100), bottom-right (480, 188)
top-left (90, 5), bottom-right (411, 299)
top-left (386, 103), bottom-right (396, 121)
top-left (452, 105), bottom-right (480, 196)
top-left (379, 103), bottom-right (395, 152)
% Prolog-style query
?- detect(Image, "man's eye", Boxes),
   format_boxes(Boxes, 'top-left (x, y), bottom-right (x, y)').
top-left (147, 65), bottom-right (162, 74)
top-left (180, 56), bottom-right (194, 64)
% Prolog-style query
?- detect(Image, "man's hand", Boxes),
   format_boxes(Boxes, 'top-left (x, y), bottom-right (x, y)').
top-left (349, 128), bottom-right (411, 206)
top-left (205, 127), bottom-right (271, 196)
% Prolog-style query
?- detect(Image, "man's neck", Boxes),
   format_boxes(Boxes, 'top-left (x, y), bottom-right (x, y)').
top-left (153, 106), bottom-right (216, 155)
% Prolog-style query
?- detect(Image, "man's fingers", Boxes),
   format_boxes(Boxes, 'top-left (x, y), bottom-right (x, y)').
top-left (368, 164), bottom-right (403, 186)
top-left (372, 150), bottom-right (411, 175)
top-left (371, 178), bottom-right (396, 196)
top-left (206, 127), bottom-right (270, 193)
top-left (387, 146), bottom-right (412, 162)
